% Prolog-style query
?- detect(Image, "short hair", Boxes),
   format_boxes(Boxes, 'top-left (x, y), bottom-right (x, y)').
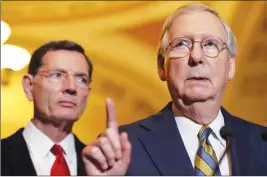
top-left (158, 3), bottom-right (237, 67)
top-left (28, 40), bottom-right (93, 80)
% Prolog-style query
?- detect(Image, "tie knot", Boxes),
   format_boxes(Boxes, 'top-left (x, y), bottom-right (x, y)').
top-left (198, 126), bottom-right (212, 142)
top-left (51, 144), bottom-right (64, 156)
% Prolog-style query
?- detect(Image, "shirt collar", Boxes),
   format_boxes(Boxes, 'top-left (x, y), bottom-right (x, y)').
top-left (23, 120), bottom-right (75, 160)
top-left (172, 104), bottom-right (226, 147)
top-left (208, 110), bottom-right (226, 146)
top-left (59, 131), bottom-right (75, 158)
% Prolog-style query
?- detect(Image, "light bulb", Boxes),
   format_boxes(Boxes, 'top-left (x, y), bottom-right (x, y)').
top-left (1, 44), bottom-right (31, 71)
top-left (1, 20), bottom-right (11, 44)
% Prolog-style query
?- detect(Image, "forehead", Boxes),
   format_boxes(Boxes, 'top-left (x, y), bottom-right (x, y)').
top-left (41, 50), bottom-right (89, 74)
top-left (168, 11), bottom-right (227, 41)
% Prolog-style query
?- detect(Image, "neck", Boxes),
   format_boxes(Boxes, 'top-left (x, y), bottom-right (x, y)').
top-left (173, 98), bottom-right (221, 125)
top-left (31, 118), bottom-right (73, 143)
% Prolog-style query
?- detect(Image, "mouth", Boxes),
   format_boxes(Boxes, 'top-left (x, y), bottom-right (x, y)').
top-left (58, 101), bottom-right (76, 108)
top-left (187, 77), bottom-right (210, 82)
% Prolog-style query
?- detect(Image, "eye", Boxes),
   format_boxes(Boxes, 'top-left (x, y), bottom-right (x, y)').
top-left (174, 39), bottom-right (190, 48)
top-left (49, 71), bottom-right (63, 79)
top-left (76, 75), bottom-right (89, 85)
top-left (203, 39), bottom-right (219, 49)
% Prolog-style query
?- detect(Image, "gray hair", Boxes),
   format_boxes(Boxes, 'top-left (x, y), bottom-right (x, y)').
top-left (158, 3), bottom-right (237, 65)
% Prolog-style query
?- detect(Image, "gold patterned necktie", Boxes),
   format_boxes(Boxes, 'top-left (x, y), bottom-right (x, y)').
top-left (194, 126), bottom-right (221, 176)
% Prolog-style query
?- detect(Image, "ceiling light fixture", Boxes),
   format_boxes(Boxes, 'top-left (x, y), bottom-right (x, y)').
top-left (1, 20), bottom-right (11, 44)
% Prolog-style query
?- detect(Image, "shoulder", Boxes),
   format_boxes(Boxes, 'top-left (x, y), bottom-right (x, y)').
top-left (1, 128), bottom-right (25, 148)
top-left (221, 107), bottom-right (266, 138)
top-left (118, 102), bottom-right (173, 139)
top-left (118, 115), bottom-right (154, 135)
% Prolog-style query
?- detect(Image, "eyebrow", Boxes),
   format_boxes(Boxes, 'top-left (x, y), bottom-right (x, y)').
top-left (51, 68), bottom-right (89, 77)
top-left (172, 33), bottom-right (225, 41)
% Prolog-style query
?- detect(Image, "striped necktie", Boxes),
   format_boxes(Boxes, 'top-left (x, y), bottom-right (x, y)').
top-left (194, 126), bottom-right (221, 176)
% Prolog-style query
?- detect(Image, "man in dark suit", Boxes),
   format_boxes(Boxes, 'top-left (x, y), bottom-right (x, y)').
top-left (1, 40), bottom-right (93, 176)
top-left (81, 3), bottom-right (267, 176)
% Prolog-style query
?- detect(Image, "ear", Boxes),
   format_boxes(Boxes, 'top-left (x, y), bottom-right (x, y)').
top-left (22, 74), bottom-right (34, 101)
top-left (157, 54), bottom-right (166, 81)
top-left (228, 57), bottom-right (236, 81)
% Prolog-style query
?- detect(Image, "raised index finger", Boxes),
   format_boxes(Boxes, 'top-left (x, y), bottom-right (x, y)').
top-left (105, 97), bottom-right (118, 130)
top-left (105, 97), bottom-right (122, 159)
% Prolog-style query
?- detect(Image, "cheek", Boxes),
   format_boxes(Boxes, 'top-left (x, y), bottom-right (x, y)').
top-left (211, 58), bottom-right (230, 85)
top-left (78, 92), bottom-right (90, 109)
top-left (33, 87), bottom-right (50, 112)
top-left (166, 60), bottom-right (187, 84)
top-left (35, 86), bottom-right (59, 110)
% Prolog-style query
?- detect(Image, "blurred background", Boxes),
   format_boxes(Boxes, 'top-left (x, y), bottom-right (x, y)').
top-left (1, 1), bottom-right (267, 144)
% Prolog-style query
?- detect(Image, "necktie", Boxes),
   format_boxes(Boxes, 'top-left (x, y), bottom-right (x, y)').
top-left (50, 144), bottom-right (70, 176)
top-left (194, 126), bottom-right (221, 176)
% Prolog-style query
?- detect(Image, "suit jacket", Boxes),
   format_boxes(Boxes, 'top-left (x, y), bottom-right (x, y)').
top-left (119, 102), bottom-right (267, 175)
top-left (1, 128), bottom-right (86, 176)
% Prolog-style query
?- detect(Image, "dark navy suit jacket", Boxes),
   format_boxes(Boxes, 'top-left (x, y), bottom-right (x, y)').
top-left (119, 102), bottom-right (267, 175)
top-left (1, 128), bottom-right (86, 176)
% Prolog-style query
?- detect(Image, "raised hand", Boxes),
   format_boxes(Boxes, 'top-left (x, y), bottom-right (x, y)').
top-left (82, 97), bottom-right (131, 175)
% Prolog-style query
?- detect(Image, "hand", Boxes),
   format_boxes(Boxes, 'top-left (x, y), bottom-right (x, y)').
top-left (82, 97), bottom-right (132, 175)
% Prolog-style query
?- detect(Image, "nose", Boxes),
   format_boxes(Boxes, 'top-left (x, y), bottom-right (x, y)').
top-left (189, 42), bottom-right (204, 66)
top-left (62, 75), bottom-right (77, 95)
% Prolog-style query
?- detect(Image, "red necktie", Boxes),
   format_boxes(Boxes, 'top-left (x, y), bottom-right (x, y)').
top-left (50, 144), bottom-right (70, 176)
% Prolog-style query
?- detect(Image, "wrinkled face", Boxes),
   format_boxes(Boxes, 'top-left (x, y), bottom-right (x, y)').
top-left (158, 11), bottom-right (235, 104)
top-left (24, 50), bottom-right (91, 123)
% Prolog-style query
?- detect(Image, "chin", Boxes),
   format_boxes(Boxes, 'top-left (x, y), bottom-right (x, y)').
top-left (53, 111), bottom-right (80, 122)
top-left (184, 95), bottom-right (209, 103)
top-left (182, 89), bottom-right (212, 104)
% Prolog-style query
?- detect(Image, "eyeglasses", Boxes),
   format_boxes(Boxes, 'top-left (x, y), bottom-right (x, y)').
top-left (166, 36), bottom-right (228, 58)
top-left (37, 70), bottom-right (91, 89)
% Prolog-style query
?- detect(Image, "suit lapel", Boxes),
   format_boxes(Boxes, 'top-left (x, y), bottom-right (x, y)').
top-left (227, 132), bottom-right (241, 176)
top-left (74, 135), bottom-right (86, 176)
top-left (6, 129), bottom-right (37, 175)
top-left (222, 107), bottom-right (253, 176)
top-left (138, 103), bottom-right (194, 175)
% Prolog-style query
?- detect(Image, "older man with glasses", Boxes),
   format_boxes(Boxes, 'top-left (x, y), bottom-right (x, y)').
top-left (1, 40), bottom-right (93, 176)
top-left (82, 3), bottom-right (267, 176)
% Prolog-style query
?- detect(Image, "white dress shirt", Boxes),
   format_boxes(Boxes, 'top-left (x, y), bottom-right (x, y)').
top-left (22, 121), bottom-right (77, 175)
top-left (173, 105), bottom-right (231, 175)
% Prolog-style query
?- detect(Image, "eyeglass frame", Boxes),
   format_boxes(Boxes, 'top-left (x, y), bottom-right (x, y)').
top-left (165, 36), bottom-right (229, 58)
top-left (35, 69), bottom-right (92, 89)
